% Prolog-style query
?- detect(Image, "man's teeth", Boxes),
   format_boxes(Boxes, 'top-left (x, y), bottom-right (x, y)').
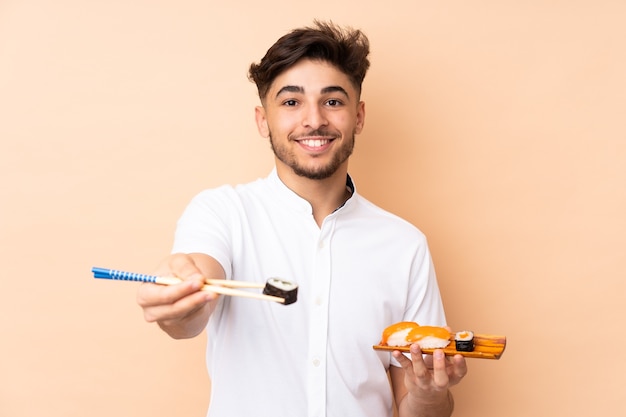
top-left (300, 139), bottom-right (330, 147)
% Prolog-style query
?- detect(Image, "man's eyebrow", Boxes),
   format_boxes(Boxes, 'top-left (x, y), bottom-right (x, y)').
top-left (275, 85), bottom-right (304, 98)
top-left (274, 85), bottom-right (350, 99)
top-left (321, 85), bottom-right (349, 98)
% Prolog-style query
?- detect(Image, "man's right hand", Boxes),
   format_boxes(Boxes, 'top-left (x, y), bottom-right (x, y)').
top-left (136, 253), bottom-right (224, 339)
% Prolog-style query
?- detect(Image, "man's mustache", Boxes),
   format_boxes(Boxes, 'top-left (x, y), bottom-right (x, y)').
top-left (290, 129), bottom-right (339, 140)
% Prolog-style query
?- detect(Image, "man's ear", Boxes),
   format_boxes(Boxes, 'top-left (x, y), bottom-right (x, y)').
top-left (255, 106), bottom-right (270, 138)
top-left (355, 101), bottom-right (365, 134)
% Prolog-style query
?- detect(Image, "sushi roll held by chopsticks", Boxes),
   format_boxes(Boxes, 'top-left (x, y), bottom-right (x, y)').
top-left (92, 267), bottom-right (298, 305)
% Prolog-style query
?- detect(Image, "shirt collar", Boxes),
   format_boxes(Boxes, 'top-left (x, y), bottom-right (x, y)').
top-left (266, 168), bottom-right (357, 215)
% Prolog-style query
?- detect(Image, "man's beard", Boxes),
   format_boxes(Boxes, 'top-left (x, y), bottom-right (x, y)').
top-left (269, 130), bottom-right (355, 180)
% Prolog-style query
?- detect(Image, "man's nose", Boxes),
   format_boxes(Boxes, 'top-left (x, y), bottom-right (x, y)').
top-left (302, 105), bottom-right (328, 129)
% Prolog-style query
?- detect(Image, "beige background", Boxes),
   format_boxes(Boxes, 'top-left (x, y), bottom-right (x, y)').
top-left (1, 1), bottom-right (625, 416)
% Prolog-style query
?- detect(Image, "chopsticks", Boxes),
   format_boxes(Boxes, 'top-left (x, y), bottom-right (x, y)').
top-left (92, 267), bottom-right (286, 303)
top-left (205, 279), bottom-right (265, 289)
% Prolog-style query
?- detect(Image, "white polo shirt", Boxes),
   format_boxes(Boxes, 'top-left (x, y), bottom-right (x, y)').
top-left (172, 169), bottom-right (446, 417)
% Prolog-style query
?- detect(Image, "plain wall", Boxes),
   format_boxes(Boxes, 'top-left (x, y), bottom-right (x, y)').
top-left (1, 1), bottom-right (625, 416)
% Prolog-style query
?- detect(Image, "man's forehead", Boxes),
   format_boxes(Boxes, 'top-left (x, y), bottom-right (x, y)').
top-left (268, 61), bottom-right (354, 98)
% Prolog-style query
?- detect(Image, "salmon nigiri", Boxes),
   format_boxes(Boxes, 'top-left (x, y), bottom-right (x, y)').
top-left (381, 322), bottom-right (451, 349)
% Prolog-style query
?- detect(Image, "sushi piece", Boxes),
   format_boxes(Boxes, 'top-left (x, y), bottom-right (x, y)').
top-left (454, 330), bottom-right (475, 352)
top-left (382, 322), bottom-right (420, 346)
top-left (382, 322), bottom-right (451, 349)
top-left (263, 277), bottom-right (298, 305)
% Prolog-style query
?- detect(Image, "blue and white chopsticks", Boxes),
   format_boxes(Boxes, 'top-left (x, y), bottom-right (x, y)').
top-left (92, 267), bottom-right (182, 285)
top-left (92, 267), bottom-right (286, 303)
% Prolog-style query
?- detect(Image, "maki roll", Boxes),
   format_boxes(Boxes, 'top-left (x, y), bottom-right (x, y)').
top-left (263, 277), bottom-right (298, 305)
top-left (454, 330), bottom-right (475, 352)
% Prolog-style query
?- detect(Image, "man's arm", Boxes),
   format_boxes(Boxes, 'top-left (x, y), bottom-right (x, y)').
top-left (389, 345), bottom-right (467, 417)
top-left (136, 253), bottom-right (224, 339)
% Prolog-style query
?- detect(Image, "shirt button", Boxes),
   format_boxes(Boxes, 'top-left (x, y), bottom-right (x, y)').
top-left (312, 358), bottom-right (321, 367)
top-left (315, 296), bottom-right (323, 306)
top-left (318, 240), bottom-right (325, 249)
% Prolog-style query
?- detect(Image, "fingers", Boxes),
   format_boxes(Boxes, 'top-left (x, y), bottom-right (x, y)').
top-left (143, 288), bottom-right (214, 323)
top-left (408, 345), bottom-right (452, 390)
top-left (392, 348), bottom-right (413, 372)
top-left (449, 354), bottom-right (468, 386)
top-left (392, 344), bottom-right (468, 414)
top-left (137, 254), bottom-right (218, 323)
top-left (430, 349), bottom-right (451, 388)
top-left (409, 344), bottom-right (431, 380)
top-left (168, 253), bottom-right (206, 281)
top-left (392, 344), bottom-right (430, 383)
top-left (137, 277), bottom-right (199, 308)
top-left (393, 345), bottom-right (468, 389)
top-left (152, 253), bottom-right (205, 284)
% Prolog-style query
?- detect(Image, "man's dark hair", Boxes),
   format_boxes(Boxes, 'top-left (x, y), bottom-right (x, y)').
top-left (248, 20), bottom-right (370, 101)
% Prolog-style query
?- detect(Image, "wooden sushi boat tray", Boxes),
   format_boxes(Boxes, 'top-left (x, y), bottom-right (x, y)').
top-left (373, 333), bottom-right (506, 360)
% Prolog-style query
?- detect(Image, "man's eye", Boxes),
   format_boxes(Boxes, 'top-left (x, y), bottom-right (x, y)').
top-left (326, 99), bottom-right (342, 106)
top-left (283, 99), bottom-right (298, 106)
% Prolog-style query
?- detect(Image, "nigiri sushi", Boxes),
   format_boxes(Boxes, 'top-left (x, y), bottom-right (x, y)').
top-left (381, 322), bottom-right (451, 349)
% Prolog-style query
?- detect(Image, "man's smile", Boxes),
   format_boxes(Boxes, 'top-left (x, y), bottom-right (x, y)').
top-left (296, 138), bottom-right (334, 150)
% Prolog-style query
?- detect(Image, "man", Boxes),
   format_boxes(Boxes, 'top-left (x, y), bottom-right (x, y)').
top-left (137, 21), bottom-right (467, 417)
